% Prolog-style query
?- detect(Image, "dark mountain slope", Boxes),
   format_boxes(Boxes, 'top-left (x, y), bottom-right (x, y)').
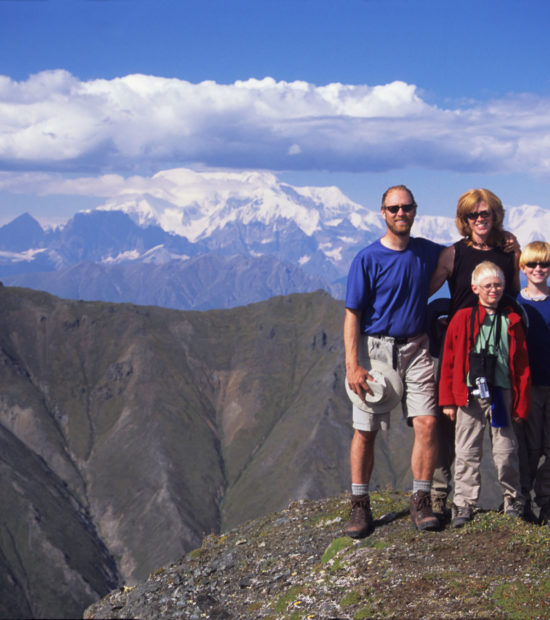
top-left (0, 286), bottom-right (355, 601)
top-left (0, 424), bottom-right (118, 619)
top-left (0, 286), bottom-right (225, 587)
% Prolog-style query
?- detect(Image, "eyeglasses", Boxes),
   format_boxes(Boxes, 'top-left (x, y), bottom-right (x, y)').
top-left (466, 210), bottom-right (491, 221)
top-left (383, 203), bottom-right (416, 214)
top-left (525, 261), bottom-right (550, 269)
top-left (478, 282), bottom-right (504, 291)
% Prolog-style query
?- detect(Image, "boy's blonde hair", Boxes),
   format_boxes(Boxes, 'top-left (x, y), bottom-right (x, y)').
top-left (519, 241), bottom-right (550, 269)
top-left (471, 261), bottom-right (505, 286)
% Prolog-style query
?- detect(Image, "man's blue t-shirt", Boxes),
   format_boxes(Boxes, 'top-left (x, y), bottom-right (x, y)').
top-left (345, 237), bottom-right (443, 338)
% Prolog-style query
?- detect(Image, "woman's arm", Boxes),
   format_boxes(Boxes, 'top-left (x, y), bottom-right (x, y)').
top-left (429, 245), bottom-right (455, 296)
top-left (503, 231), bottom-right (521, 292)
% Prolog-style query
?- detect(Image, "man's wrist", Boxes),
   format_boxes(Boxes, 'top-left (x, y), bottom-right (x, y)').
top-left (346, 361), bottom-right (360, 373)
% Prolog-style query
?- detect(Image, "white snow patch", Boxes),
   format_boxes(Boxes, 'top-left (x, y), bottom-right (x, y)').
top-left (323, 247), bottom-right (343, 261)
top-left (0, 248), bottom-right (48, 263)
top-left (102, 249), bottom-right (141, 264)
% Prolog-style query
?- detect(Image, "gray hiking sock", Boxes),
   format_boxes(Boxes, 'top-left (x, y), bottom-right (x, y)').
top-left (352, 483), bottom-right (369, 496)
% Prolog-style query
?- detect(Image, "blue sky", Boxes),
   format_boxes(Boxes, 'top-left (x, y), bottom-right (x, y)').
top-left (1, 0), bottom-right (550, 225)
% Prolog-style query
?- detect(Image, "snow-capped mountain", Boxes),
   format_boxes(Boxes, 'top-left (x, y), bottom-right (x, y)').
top-left (506, 205), bottom-right (550, 246)
top-left (97, 169), bottom-right (379, 239)
top-left (94, 168), bottom-right (461, 279)
top-left (0, 167), bottom-right (547, 310)
top-left (94, 168), bottom-right (389, 279)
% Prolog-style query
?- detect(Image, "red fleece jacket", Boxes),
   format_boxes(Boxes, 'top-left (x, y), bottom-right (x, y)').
top-left (439, 304), bottom-right (531, 420)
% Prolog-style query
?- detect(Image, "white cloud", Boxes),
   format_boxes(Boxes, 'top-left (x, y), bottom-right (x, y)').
top-left (0, 70), bottom-right (550, 176)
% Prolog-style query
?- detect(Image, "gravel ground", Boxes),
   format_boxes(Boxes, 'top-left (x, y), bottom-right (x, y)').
top-left (84, 491), bottom-right (550, 619)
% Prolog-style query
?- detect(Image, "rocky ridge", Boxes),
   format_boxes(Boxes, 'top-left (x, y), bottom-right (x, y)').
top-left (85, 492), bottom-right (550, 619)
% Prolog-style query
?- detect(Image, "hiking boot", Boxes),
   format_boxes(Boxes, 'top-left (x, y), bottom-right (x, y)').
top-left (523, 500), bottom-right (539, 524)
top-left (539, 501), bottom-right (550, 526)
top-left (431, 495), bottom-right (448, 524)
top-left (451, 503), bottom-right (472, 528)
top-left (410, 490), bottom-right (439, 531)
top-left (344, 494), bottom-right (374, 539)
top-left (504, 499), bottom-right (524, 519)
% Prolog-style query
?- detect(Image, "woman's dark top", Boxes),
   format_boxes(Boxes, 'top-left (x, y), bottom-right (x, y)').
top-left (448, 238), bottom-right (517, 318)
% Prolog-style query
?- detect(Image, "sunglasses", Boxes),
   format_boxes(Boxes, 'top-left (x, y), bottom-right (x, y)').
top-left (466, 210), bottom-right (491, 221)
top-left (383, 203), bottom-right (416, 214)
top-left (525, 261), bottom-right (550, 269)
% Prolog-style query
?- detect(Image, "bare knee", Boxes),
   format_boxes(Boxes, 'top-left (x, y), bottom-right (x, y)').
top-left (413, 415), bottom-right (437, 441)
top-left (352, 429), bottom-right (377, 448)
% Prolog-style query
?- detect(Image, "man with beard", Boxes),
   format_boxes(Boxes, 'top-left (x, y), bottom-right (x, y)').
top-left (344, 184), bottom-right (443, 537)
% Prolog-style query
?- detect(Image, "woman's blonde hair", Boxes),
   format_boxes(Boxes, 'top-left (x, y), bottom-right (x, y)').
top-left (455, 188), bottom-right (505, 247)
top-left (471, 261), bottom-right (505, 286)
top-left (519, 241), bottom-right (550, 269)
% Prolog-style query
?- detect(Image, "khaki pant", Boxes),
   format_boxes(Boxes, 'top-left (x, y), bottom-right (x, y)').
top-left (432, 352), bottom-right (455, 501)
top-left (524, 385), bottom-right (550, 507)
top-left (432, 406), bottom-right (455, 500)
top-left (352, 333), bottom-right (437, 433)
top-left (454, 389), bottom-right (523, 509)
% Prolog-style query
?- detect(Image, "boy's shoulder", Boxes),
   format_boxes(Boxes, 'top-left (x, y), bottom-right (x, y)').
top-left (501, 298), bottom-right (528, 329)
top-left (445, 307), bottom-right (473, 339)
top-left (449, 307), bottom-right (472, 326)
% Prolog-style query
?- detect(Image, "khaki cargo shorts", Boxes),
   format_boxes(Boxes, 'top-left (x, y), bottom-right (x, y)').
top-left (352, 332), bottom-right (437, 432)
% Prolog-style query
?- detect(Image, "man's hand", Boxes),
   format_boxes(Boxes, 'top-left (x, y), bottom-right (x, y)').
top-left (346, 365), bottom-right (375, 401)
top-left (344, 308), bottom-right (375, 402)
top-left (442, 405), bottom-right (457, 422)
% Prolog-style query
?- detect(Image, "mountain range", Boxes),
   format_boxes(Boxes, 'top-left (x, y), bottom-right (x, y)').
top-left (1, 169), bottom-right (548, 311)
top-left (7, 168), bottom-right (540, 309)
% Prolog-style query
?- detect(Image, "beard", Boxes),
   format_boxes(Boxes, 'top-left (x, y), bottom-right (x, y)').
top-left (386, 217), bottom-right (413, 236)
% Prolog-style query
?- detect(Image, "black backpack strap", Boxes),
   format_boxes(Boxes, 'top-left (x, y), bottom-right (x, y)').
top-left (469, 304), bottom-right (477, 350)
top-left (493, 310), bottom-right (502, 353)
top-left (500, 294), bottom-right (529, 333)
